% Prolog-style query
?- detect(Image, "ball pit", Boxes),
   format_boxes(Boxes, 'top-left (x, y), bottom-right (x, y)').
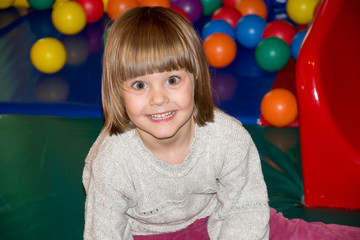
top-left (261, 88), bottom-right (298, 127)
top-left (255, 37), bottom-right (290, 72)
top-left (203, 33), bottom-right (237, 68)
top-left (235, 14), bottom-right (267, 48)
top-left (30, 38), bottom-right (67, 74)
top-left (51, 1), bottom-right (86, 35)
top-left (18, 0), bottom-right (307, 128)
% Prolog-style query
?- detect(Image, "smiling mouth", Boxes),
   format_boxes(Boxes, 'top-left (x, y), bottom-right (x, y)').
top-left (148, 111), bottom-right (176, 120)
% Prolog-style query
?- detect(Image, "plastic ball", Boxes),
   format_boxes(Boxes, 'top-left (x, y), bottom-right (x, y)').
top-left (74, 0), bottom-right (104, 23)
top-left (212, 71), bottom-right (237, 102)
top-left (262, 20), bottom-right (296, 45)
top-left (261, 88), bottom-right (298, 127)
top-left (30, 38), bottom-right (67, 74)
top-left (290, 30), bottom-right (306, 60)
top-left (27, 0), bottom-right (55, 10)
top-left (201, 0), bottom-right (222, 16)
top-left (255, 37), bottom-right (290, 72)
top-left (170, 7), bottom-right (190, 22)
top-left (85, 23), bottom-right (104, 53)
top-left (61, 34), bottom-right (89, 66)
top-left (203, 33), bottom-right (237, 68)
top-left (12, 0), bottom-right (30, 7)
top-left (107, 0), bottom-right (138, 21)
top-left (202, 19), bottom-right (236, 41)
top-left (36, 75), bottom-right (69, 102)
top-left (138, 0), bottom-right (170, 8)
top-left (235, 14), bottom-right (267, 48)
top-left (103, 0), bottom-right (108, 11)
top-left (236, 0), bottom-right (268, 19)
top-left (211, 6), bottom-right (242, 29)
top-left (222, 0), bottom-right (238, 8)
top-left (52, 1), bottom-right (86, 35)
top-left (0, 0), bottom-right (15, 9)
top-left (286, 0), bottom-right (320, 25)
top-left (170, 0), bottom-right (203, 23)
top-left (102, 26), bottom-right (111, 48)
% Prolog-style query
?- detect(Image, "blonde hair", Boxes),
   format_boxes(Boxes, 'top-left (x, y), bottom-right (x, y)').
top-left (102, 7), bottom-right (215, 135)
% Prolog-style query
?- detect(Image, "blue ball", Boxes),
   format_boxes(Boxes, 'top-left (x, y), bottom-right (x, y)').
top-left (290, 30), bottom-right (307, 60)
top-left (201, 19), bottom-right (236, 41)
top-left (235, 15), bottom-right (267, 48)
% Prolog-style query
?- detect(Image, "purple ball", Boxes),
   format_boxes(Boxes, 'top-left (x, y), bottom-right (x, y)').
top-left (170, 0), bottom-right (203, 23)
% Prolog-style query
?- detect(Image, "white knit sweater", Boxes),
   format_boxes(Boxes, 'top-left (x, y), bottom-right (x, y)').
top-left (83, 110), bottom-right (270, 239)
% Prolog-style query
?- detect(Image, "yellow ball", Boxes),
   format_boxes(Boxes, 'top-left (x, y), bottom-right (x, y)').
top-left (286, 0), bottom-right (320, 25)
top-left (30, 38), bottom-right (67, 74)
top-left (12, 0), bottom-right (29, 8)
top-left (102, 0), bottom-right (108, 12)
top-left (0, 0), bottom-right (15, 9)
top-left (51, 1), bottom-right (86, 35)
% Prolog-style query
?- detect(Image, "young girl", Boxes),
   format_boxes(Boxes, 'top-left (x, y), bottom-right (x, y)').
top-left (83, 7), bottom-right (360, 240)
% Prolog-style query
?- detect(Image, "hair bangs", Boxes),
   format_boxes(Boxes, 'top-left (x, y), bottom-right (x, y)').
top-left (115, 12), bottom-right (197, 82)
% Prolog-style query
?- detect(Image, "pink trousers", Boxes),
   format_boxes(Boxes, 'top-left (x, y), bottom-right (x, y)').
top-left (133, 208), bottom-right (360, 240)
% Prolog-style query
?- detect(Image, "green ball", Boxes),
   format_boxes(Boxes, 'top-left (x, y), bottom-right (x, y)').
top-left (28, 0), bottom-right (55, 10)
top-left (201, 0), bottom-right (222, 16)
top-left (102, 26), bottom-right (111, 48)
top-left (255, 37), bottom-right (290, 72)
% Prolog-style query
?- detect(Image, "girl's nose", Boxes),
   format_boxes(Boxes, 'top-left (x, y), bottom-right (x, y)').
top-left (149, 86), bottom-right (169, 106)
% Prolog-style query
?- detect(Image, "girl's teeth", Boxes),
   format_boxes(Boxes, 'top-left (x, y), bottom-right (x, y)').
top-left (149, 111), bottom-right (175, 120)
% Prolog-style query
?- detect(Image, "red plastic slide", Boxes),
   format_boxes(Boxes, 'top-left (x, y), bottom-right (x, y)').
top-left (296, 0), bottom-right (360, 209)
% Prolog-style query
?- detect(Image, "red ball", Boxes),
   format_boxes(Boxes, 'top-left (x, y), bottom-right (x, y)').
top-left (262, 20), bottom-right (296, 45)
top-left (203, 33), bottom-right (237, 68)
top-left (223, 0), bottom-right (239, 8)
top-left (170, 7), bottom-right (191, 22)
top-left (211, 6), bottom-right (242, 28)
top-left (75, 0), bottom-right (104, 23)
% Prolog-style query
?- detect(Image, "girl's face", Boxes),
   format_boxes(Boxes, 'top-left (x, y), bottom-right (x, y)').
top-left (122, 69), bottom-right (195, 142)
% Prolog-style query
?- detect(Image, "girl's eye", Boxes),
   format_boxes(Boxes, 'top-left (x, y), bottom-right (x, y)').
top-left (132, 81), bottom-right (147, 89)
top-left (166, 76), bottom-right (180, 85)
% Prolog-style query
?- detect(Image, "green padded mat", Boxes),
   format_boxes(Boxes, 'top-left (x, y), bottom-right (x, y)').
top-left (0, 114), bottom-right (359, 240)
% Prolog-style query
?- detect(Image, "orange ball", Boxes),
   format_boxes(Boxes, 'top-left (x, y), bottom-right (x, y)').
top-left (138, 0), bottom-right (170, 8)
top-left (203, 33), bottom-right (237, 68)
top-left (261, 88), bottom-right (298, 127)
top-left (236, 0), bottom-right (268, 19)
top-left (107, 0), bottom-right (138, 21)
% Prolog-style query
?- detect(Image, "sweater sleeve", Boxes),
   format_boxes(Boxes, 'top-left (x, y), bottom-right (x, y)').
top-left (83, 134), bottom-right (134, 240)
top-left (207, 134), bottom-right (270, 240)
